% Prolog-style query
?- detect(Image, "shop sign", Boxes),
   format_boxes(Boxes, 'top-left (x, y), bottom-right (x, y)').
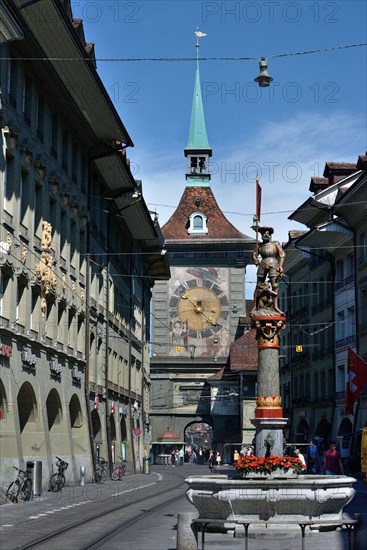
top-left (72, 367), bottom-right (83, 382)
top-left (133, 427), bottom-right (141, 436)
top-left (0, 343), bottom-right (12, 357)
top-left (21, 350), bottom-right (37, 366)
top-left (49, 360), bottom-right (64, 375)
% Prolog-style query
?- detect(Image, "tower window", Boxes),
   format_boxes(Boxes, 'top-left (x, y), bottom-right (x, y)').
top-left (188, 211), bottom-right (208, 235)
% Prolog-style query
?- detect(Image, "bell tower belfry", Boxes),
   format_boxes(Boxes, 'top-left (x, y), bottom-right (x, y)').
top-left (184, 33), bottom-right (212, 184)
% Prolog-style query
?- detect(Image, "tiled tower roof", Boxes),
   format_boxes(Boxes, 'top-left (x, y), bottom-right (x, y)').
top-left (162, 186), bottom-right (253, 243)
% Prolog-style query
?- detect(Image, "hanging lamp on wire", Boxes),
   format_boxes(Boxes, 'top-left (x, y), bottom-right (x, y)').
top-left (255, 57), bottom-right (273, 87)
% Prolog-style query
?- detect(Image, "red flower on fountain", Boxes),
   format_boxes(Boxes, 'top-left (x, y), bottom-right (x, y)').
top-left (234, 454), bottom-right (306, 475)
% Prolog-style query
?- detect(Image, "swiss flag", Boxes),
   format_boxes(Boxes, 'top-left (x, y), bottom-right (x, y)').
top-left (346, 347), bottom-right (367, 415)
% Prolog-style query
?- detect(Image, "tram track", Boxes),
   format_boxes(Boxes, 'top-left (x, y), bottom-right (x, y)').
top-left (12, 470), bottom-right (187, 550)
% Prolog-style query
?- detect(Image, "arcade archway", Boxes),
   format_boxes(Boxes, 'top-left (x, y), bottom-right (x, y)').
top-left (17, 382), bottom-right (38, 433)
top-left (46, 388), bottom-right (63, 430)
top-left (69, 394), bottom-right (83, 429)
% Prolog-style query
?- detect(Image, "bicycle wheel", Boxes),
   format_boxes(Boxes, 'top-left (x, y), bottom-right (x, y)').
top-left (6, 481), bottom-right (20, 502)
top-left (57, 473), bottom-right (65, 490)
top-left (20, 479), bottom-right (33, 501)
top-left (111, 466), bottom-right (121, 481)
top-left (49, 473), bottom-right (59, 492)
top-left (94, 469), bottom-right (102, 483)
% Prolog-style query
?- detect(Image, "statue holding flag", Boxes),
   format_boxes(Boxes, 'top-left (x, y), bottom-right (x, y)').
top-left (252, 226), bottom-right (285, 314)
top-left (251, 176), bottom-right (285, 315)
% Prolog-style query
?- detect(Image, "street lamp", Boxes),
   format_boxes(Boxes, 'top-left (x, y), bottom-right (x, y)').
top-left (255, 58), bottom-right (273, 88)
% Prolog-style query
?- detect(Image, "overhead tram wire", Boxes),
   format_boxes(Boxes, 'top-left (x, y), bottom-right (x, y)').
top-left (3, 42), bottom-right (366, 63)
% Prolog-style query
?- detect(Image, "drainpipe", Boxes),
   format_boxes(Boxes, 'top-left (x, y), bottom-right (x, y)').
top-left (128, 240), bottom-right (137, 474)
top-left (85, 254), bottom-right (95, 470)
top-left (104, 264), bottom-right (113, 475)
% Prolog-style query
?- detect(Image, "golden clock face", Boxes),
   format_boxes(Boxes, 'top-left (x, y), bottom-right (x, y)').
top-left (169, 278), bottom-right (229, 340)
top-left (177, 287), bottom-right (221, 330)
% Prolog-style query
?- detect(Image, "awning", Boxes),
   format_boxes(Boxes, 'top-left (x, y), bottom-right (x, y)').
top-left (296, 219), bottom-right (353, 250)
top-left (288, 197), bottom-right (330, 227)
top-left (15, 0), bottom-right (133, 146)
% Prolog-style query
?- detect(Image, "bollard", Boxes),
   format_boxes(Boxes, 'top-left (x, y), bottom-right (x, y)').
top-left (176, 512), bottom-right (198, 550)
top-left (80, 466), bottom-right (86, 487)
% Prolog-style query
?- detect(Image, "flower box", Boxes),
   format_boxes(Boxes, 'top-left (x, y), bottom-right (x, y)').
top-left (234, 454), bottom-right (305, 477)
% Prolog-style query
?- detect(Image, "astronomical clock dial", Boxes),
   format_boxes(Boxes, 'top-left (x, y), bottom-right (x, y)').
top-left (169, 278), bottom-right (229, 340)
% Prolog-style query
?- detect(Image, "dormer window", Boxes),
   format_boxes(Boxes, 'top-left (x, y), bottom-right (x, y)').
top-left (188, 211), bottom-right (208, 235)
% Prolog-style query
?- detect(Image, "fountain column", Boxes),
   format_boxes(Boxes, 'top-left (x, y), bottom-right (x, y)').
top-left (250, 313), bottom-right (287, 457)
top-left (249, 224), bottom-right (287, 457)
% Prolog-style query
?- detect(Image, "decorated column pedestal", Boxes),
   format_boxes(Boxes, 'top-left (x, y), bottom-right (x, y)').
top-left (250, 313), bottom-right (287, 457)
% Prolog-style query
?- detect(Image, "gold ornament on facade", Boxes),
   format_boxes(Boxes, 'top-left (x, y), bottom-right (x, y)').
top-left (80, 288), bottom-right (85, 305)
top-left (35, 222), bottom-right (57, 318)
top-left (21, 244), bottom-right (27, 263)
top-left (6, 232), bottom-right (12, 253)
top-left (21, 144), bottom-right (33, 166)
top-left (8, 128), bottom-right (18, 151)
top-left (71, 281), bottom-right (76, 297)
top-left (36, 162), bottom-right (46, 181)
top-left (41, 221), bottom-right (52, 250)
top-left (61, 273), bottom-right (66, 290)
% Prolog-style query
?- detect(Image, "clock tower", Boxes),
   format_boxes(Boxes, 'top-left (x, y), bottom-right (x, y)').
top-left (150, 36), bottom-right (255, 453)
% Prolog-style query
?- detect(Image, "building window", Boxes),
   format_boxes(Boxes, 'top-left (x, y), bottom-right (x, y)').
top-left (72, 142), bottom-right (78, 183)
top-left (188, 211), bottom-right (208, 235)
top-left (358, 230), bottom-right (367, 265)
top-left (360, 287), bottom-right (367, 333)
top-left (336, 310), bottom-right (345, 343)
top-left (22, 75), bottom-right (32, 126)
top-left (30, 292), bottom-right (37, 331)
top-left (51, 113), bottom-right (58, 159)
top-left (313, 372), bottom-right (319, 401)
top-left (7, 60), bottom-right (18, 108)
top-left (34, 183), bottom-right (42, 238)
top-left (62, 129), bottom-right (69, 172)
top-left (20, 172), bottom-right (29, 225)
top-left (3, 156), bottom-right (14, 216)
top-left (36, 93), bottom-right (45, 142)
top-left (0, 275), bottom-right (10, 318)
top-left (336, 364), bottom-right (345, 394)
top-left (16, 283), bottom-right (25, 325)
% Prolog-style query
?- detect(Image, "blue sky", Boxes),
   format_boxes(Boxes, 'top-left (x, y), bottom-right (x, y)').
top-left (72, 0), bottom-right (366, 291)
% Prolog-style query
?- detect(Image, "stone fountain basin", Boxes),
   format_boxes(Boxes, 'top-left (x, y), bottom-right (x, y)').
top-left (185, 474), bottom-right (356, 523)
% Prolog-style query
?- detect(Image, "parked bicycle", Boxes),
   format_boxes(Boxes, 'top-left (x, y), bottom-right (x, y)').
top-left (49, 456), bottom-right (69, 492)
top-left (111, 457), bottom-right (127, 480)
top-left (6, 466), bottom-right (32, 503)
top-left (94, 457), bottom-right (108, 483)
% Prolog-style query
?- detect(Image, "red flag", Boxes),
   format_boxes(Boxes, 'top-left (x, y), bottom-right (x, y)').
top-left (256, 177), bottom-right (262, 222)
top-left (346, 347), bottom-right (367, 415)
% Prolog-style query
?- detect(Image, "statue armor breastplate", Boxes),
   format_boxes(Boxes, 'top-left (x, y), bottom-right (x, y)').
top-left (260, 242), bottom-right (277, 263)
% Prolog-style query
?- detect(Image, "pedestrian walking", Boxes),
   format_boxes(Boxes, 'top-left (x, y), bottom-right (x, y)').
top-left (294, 448), bottom-right (306, 468)
top-left (234, 449), bottom-right (240, 462)
top-left (208, 450), bottom-right (217, 473)
top-left (216, 452), bottom-right (221, 467)
top-left (322, 441), bottom-right (344, 475)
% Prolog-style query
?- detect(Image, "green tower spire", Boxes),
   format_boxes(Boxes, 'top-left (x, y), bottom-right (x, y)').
top-left (184, 32), bottom-right (212, 185)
